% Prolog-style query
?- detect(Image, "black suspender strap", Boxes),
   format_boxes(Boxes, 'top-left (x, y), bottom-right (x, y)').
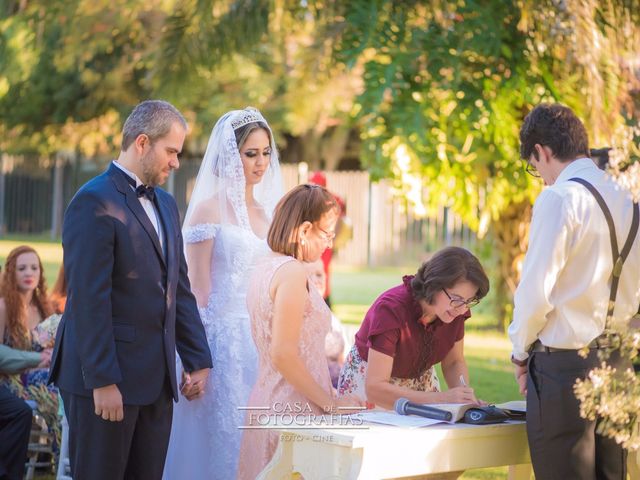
top-left (569, 177), bottom-right (640, 327)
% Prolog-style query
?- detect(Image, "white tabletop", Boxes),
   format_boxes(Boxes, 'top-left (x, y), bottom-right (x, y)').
top-left (259, 420), bottom-right (532, 479)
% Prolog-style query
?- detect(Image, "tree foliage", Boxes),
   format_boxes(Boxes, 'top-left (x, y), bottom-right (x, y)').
top-left (0, 0), bottom-right (638, 327)
top-left (329, 0), bottom-right (639, 327)
top-left (0, 0), bottom-right (360, 166)
top-left (0, 0), bottom-right (168, 154)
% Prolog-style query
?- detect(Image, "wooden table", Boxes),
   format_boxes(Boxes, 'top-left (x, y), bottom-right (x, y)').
top-left (258, 421), bottom-right (533, 479)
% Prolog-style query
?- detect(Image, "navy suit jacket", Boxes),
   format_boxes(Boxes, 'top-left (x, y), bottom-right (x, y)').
top-left (49, 163), bottom-right (212, 404)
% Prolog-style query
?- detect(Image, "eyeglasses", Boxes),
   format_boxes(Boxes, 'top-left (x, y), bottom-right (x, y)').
top-left (316, 225), bottom-right (336, 243)
top-left (525, 157), bottom-right (541, 178)
top-left (442, 288), bottom-right (480, 309)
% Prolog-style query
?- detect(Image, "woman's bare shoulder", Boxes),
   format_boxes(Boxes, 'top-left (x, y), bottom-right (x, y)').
top-left (271, 258), bottom-right (308, 292)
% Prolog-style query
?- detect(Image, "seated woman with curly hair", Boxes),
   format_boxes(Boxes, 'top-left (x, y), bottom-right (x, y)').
top-left (0, 245), bottom-right (60, 445)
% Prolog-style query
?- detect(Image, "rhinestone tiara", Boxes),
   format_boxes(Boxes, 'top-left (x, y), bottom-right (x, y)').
top-left (230, 107), bottom-right (265, 131)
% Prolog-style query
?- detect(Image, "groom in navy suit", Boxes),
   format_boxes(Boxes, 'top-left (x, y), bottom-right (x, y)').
top-left (50, 100), bottom-right (212, 480)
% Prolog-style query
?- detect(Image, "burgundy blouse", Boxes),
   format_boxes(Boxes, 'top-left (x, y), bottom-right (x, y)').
top-left (354, 276), bottom-right (470, 378)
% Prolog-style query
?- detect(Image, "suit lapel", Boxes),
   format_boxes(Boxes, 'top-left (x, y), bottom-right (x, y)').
top-left (155, 193), bottom-right (175, 274)
top-left (108, 164), bottom-right (166, 268)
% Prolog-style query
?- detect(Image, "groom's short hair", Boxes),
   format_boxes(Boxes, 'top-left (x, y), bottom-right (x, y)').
top-left (122, 100), bottom-right (187, 151)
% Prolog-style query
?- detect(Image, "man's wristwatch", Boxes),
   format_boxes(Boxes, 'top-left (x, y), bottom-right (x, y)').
top-left (510, 355), bottom-right (528, 367)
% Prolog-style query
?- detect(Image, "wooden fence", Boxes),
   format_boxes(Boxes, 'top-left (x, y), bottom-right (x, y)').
top-left (0, 155), bottom-right (477, 266)
top-left (279, 166), bottom-right (477, 266)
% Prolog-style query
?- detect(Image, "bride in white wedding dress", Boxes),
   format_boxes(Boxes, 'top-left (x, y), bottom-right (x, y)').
top-left (163, 107), bottom-right (283, 479)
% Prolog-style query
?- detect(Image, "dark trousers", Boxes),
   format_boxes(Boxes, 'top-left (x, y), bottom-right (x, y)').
top-left (527, 349), bottom-right (627, 480)
top-left (60, 383), bottom-right (173, 480)
top-left (0, 386), bottom-right (32, 480)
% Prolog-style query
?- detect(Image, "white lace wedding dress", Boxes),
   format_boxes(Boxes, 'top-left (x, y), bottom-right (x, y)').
top-left (163, 222), bottom-right (269, 480)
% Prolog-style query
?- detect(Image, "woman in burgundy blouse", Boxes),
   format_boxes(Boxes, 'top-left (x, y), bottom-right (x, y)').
top-left (337, 247), bottom-right (489, 409)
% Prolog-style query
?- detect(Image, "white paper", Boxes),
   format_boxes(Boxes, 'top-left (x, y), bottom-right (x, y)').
top-left (353, 411), bottom-right (446, 428)
top-left (494, 400), bottom-right (527, 412)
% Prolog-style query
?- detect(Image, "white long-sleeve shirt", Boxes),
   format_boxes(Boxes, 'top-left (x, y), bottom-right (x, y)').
top-left (509, 158), bottom-right (640, 361)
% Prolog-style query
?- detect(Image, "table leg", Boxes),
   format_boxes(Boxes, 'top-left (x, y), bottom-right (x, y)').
top-left (257, 434), bottom-right (294, 480)
top-left (293, 440), bottom-right (364, 479)
top-left (507, 464), bottom-right (533, 480)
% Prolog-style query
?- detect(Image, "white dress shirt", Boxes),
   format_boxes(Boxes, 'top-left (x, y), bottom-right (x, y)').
top-left (112, 161), bottom-right (165, 254)
top-left (509, 158), bottom-right (640, 360)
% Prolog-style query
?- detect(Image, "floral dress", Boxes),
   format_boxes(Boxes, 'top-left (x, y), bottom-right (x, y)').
top-left (337, 345), bottom-right (441, 402)
top-left (2, 314), bottom-right (62, 449)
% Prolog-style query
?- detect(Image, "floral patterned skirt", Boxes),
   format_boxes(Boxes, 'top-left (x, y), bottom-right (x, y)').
top-left (337, 345), bottom-right (440, 401)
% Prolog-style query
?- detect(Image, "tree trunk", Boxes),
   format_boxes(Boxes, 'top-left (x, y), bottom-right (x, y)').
top-left (321, 125), bottom-right (351, 171)
top-left (490, 200), bottom-right (532, 331)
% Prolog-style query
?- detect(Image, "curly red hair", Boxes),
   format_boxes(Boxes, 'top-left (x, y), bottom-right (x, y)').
top-left (0, 245), bottom-right (53, 350)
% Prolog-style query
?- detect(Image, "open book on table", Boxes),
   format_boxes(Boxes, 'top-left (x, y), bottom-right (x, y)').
top-left (354, 410), bottom-right (447, 428)
top-left (495, 400), bottom-right (526, 416)
top-left (353, 401), bottom-right (526, 428)
top-left (428, 401), bottom-right (526, 423)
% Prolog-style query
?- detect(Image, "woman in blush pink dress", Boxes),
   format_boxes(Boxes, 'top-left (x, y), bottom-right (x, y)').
top-left (238, 184), bottom-right (364, 479)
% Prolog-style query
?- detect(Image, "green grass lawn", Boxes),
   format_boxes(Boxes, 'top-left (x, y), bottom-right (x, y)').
top-left (1, 237), bottom-right (521, 479)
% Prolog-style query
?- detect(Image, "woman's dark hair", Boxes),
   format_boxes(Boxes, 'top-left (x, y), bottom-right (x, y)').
top-left (409, 246), bottom-right (489, 377)
top-left (234, 121), bottom-right (271, 150)
top-left (519, 103), bottom-right (590, 162)
top-left (410, 246), bottom-right (490, 304)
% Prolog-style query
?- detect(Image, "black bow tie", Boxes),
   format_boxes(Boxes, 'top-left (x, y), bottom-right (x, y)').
top-left (135, 184), bottom-right (155, 202)
top-left (121, 170), bottom-right (155, 201)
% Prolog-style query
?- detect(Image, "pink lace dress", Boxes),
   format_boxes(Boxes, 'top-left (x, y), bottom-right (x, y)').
top-left (237, 254), bottom-right (333, 479)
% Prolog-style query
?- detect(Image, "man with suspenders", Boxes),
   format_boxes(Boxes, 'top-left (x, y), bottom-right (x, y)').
top-left (508, 103), bottom-right (640, 479)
